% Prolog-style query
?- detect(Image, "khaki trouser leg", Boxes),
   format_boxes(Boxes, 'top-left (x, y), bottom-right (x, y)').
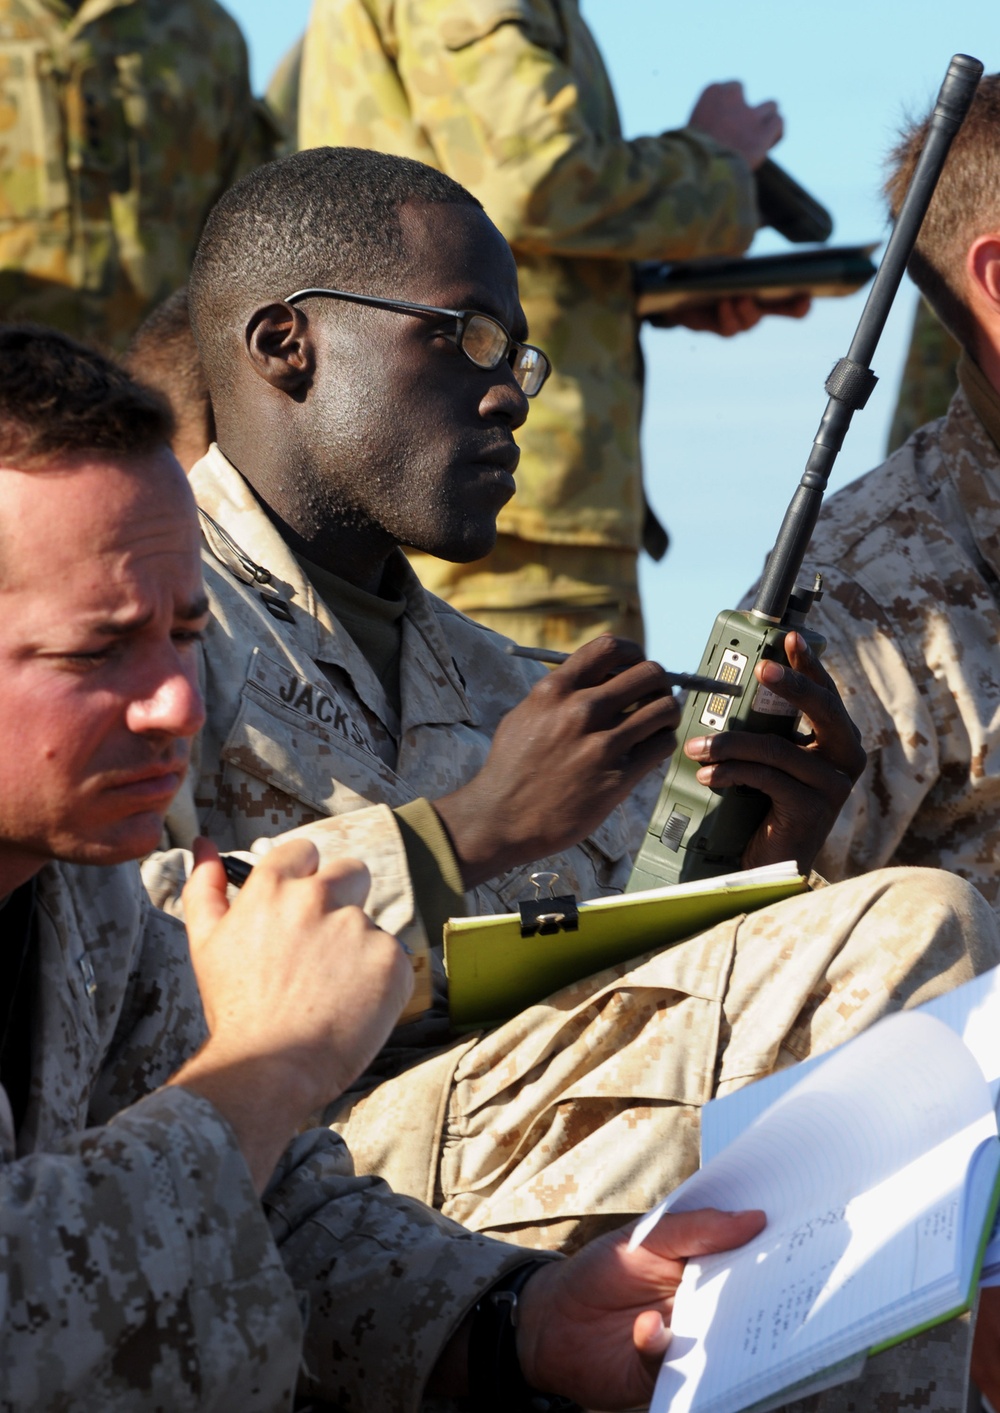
top-left (775, 1311), bottom-right (975, 1413)
top-left (335, 869), bottom-right (999, 1256)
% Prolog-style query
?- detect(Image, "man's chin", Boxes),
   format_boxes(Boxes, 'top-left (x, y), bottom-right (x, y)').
top-left (53, 809), bottom-right (172, 868)
top-left (414, 526), bottom-right (499, 566)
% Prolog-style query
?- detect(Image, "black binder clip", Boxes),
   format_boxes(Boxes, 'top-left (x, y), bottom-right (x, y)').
top-left (518, 872), bottom-right (579, 939)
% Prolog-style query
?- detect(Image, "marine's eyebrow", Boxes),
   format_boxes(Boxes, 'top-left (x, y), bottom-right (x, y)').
top-left (90, 594), bottom-right (210, 636)
top-left (177, 593), bottom-right (211, 623)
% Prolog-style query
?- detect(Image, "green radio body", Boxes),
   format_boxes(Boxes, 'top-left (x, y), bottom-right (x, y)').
top-left (627, 608), bottom-right (824, 891)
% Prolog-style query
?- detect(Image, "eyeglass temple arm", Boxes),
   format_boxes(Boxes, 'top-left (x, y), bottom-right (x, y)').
top-left (283, 287), bottom-right (463, 319)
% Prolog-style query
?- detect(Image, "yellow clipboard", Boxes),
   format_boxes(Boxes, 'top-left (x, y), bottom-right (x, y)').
top-left (444, 864), bottom-right (808, 1030)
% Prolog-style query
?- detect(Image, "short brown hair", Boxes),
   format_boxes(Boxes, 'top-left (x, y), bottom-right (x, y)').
top-left (885, 74), bottom-right (1000, 350)
top-left (124, 288), bottom-right (212, 426)
top-left (0, 324), bottom-right (173, 469)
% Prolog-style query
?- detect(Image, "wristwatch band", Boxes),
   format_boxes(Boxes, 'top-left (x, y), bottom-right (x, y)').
top-left (467, 1260), bottom-right (582, 1413)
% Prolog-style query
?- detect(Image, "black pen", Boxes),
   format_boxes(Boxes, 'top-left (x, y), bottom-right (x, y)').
top-left (222, 855), bottom-right (254, 889)
top-left (504, 643), bottom-right (741, 696)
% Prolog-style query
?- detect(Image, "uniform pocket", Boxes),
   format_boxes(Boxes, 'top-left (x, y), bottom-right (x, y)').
top-left (212, 648), bottom-right (408, 830)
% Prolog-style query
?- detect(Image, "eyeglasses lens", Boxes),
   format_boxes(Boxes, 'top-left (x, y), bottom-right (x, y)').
top-left (460, 313), bottom-right (548, 396)
top-left (514, 346), bottom-right (546, 396)
top-left (461, 315), bottom-right (509, 370)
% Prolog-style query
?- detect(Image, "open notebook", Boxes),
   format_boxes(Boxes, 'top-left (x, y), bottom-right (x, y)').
top-left (629, 968), bottom-right (1000, 1413)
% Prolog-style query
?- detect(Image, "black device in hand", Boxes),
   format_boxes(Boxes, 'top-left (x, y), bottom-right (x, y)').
top-left (627, 54), bottom-right (984, 892)
top-left (755, 158), bottom-right (834, 244)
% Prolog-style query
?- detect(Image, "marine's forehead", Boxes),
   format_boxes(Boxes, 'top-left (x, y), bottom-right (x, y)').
top-left (0, 450), bottom-right (201, 595)
top-left (396, 201), bottom-right (524, 329)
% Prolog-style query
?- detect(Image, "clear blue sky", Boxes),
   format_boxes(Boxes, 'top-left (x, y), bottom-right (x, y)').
top-left (225, 0), bottom-right (996, 669)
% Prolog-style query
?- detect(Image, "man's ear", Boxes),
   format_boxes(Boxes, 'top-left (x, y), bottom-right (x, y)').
top-left (967, 235), bottom-right (1000, 315)
top-left (245, 302), bottom-right (315, 393)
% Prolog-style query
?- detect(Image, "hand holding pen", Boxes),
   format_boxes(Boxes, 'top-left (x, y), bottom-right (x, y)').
top-left (505, 644), bottom-right (740, 697)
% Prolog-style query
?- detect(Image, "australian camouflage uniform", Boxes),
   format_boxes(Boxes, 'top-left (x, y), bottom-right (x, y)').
top-left (0, 0), bottom-right (279, 349)
top-left (297, 0), bottom-right (759, 647)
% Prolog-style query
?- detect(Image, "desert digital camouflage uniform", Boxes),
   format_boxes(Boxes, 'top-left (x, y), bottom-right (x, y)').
top-left (298, 0), bottom-right (759, 649)
top-left (778, 359), bottom-right (1000, 914)
top-left (0, 0), bottom-right (277, 350)
top-left (4, 854), bottom-right (536, 1409)
top-left (887, 296), bottom-right (961, 453)
top-left (141, 444), bottom-right (1000, 1262)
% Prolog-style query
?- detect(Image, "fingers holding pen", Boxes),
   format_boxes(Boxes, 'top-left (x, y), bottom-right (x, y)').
top-left (543, 635), bottom-right (681, 728)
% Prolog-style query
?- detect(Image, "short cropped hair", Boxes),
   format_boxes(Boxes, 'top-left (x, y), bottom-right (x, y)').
top-left (0, 324), bottom-right (173, 469)
top-left (124, 288), bottom-right (214, 468)
top-left (124, 287), bottom-right (211, 423)
top-left (188, 146), bottom-right (482, 389)
top-left (885, 74), bottom-right (1000, 348)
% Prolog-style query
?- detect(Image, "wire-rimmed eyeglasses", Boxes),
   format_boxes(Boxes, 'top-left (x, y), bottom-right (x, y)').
top-left (284, 286), bottom-right (552, 397)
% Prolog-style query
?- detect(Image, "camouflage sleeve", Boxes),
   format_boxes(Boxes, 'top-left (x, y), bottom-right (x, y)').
top-left (142, 804), bottom-right (433, 1020)
top-left (0, 1085), bottom-right (304, 1409)
top-left (806, 568), bottom-right (940, 883)
top-left (265, 1127), bottom-right (551, 1410)
top-left (300, 0), bottom-right (758, 261)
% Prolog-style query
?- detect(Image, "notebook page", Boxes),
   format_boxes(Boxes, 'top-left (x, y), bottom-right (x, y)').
top-left (651, 1122), bottom-right (996, 1413)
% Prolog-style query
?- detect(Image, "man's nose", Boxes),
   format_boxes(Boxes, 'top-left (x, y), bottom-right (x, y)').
top-left (125, 653), bottom-right (206, 740)
top-left (480, 368), bottom-right (530, 429)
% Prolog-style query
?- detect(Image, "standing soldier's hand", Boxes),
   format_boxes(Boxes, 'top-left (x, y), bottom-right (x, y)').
top-left (687, 81), bottom-right (783, 169)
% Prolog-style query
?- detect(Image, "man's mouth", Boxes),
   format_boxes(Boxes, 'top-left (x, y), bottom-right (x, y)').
top-left (103, 759), bottom-right (188, 800)
top-left (468, 441), bottom-right (520, 477)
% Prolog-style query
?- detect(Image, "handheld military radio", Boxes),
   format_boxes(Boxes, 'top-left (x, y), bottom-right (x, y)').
top-left (627, 54), bottom-right (983, 893)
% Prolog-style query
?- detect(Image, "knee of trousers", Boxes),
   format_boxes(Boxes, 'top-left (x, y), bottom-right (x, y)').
top-left (862, 865), bottom-right (1000, 971)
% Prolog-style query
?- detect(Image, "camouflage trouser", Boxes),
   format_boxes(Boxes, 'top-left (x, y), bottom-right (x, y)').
top-left (405, 535), bottom-right (643, 653)
top-left (775, 1313), bottom-right (977, 1413)
top-left (333, 868), bottom-right (999, 1254)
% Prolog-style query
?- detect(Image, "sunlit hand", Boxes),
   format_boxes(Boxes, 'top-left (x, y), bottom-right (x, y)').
top-left (433, 634), bottom-right (679, 888)
top-left (687, 80), bottom-right (783, 169)
top-left (515, 1208), bottom-right (766, 1410)
top-left (171, 836), bottom-right (413, 1191)
top-left (683, 631), bottom-right (866, 873)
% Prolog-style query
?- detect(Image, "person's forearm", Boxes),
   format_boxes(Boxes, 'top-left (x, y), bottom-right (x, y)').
top-left (0, 1086), bottom-right (301, 1408)
top-left (300, 13), bottom-right (757, 263)
top-left (170, 1047), bottom-right (316, 1194)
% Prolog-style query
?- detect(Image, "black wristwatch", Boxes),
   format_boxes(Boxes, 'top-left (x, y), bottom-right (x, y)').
top-left (466, 1261), bottom-right (582, 1413)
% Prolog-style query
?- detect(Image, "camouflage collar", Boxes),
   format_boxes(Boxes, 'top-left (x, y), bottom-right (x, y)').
top-left (940, 384), bottom-right (1000, 598)
top-left (958, 353), bottom-right (1000, 458)
top-left (190, 445), bottom-right (475, 734)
